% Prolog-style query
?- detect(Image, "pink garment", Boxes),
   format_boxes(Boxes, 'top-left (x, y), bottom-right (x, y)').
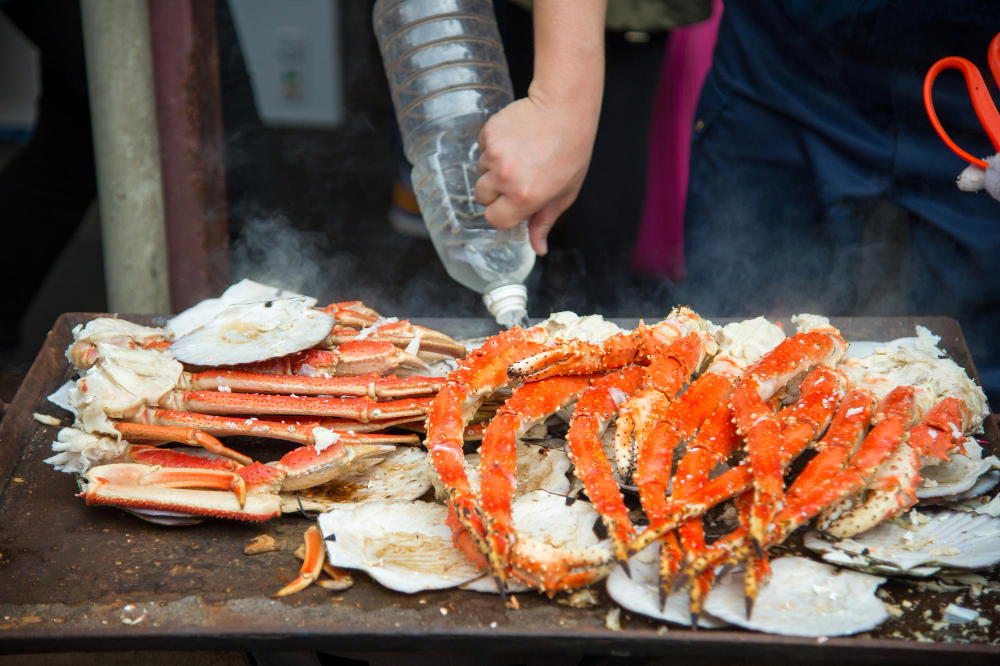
top-left (632, 0), bottom-right (724, 282)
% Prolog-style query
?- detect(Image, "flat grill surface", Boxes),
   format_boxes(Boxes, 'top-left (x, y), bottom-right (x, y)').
top-left (0, 314), bottom-right (997, 660)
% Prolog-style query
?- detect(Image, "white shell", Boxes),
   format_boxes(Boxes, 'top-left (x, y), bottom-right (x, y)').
top-left (462, 490), bottom-right (606, 594)
top-left (804, 510), bottom-right (1000, 571)
top-left (702, 556), bottom-right (889, 637)
top-left (170, 298), bottom-right (332, 366)
top-left (306, 447), bottom-right (432, 505)
top-left (917, 439), bottom-right (998, 499)
top-left (167, 279), bottom-right (317, 338)
top-left (803, 534), bottom-right (941, 578)
top-left (317, 500), bottom-right (483, 593)
top-left (605, 544), bottom-right (729, 629)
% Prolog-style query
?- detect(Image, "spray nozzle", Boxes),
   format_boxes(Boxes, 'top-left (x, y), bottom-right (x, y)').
top-left (484, 283), bottom-right (528, 329)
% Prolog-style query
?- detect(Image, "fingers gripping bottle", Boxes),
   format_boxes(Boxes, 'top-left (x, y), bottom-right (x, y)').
top-left (373, 0), bottom-right (535, 328)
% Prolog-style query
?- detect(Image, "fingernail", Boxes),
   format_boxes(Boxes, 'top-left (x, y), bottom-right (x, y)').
top-left (537, 238), bottom-right (548, 256)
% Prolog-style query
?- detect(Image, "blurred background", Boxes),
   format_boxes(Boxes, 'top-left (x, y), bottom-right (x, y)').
top-left (0, 0), bottom-right (687, 404)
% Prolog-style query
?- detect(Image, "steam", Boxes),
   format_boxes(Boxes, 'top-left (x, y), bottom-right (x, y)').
top-left (230, 215), bottom-right (328, 296)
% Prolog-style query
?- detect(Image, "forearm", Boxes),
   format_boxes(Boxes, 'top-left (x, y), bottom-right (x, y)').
top-left (530, 0), bottom-right (606, 124)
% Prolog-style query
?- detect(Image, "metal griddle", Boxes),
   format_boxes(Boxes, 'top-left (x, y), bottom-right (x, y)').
top-left (0, 314), bottom-right (998, 661)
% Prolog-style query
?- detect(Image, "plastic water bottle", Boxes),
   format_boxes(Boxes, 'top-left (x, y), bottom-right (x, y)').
top-left (373, 0), bottom-right (535, 328)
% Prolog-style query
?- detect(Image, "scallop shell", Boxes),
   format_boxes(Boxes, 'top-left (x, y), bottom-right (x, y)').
top-left (701, 556), bottom-right (889, 637)
top-left (605, 544), bottom-right (729, 629)
top-left (167, 279), bottom-right (316, 338)
top-left (804, 510), bottom-right (1000, 572)
top-left (918, 439), bottom-right (999, 499)
top-left (317, 500), bottom-right (484, 593)
top-left (803, 533), bottom-right (941, 577)
top-left (300, 447), bottom-right (432, 506)
top-left (170, 298), bottom-right (333, 366)
top-left (462, 490), bottom-right (607, 594)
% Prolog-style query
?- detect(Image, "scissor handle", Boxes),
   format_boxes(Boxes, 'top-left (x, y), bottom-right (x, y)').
top-left (924, 43), bottom-right (1000, 169)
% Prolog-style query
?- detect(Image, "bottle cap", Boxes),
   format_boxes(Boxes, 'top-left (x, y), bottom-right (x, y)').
top-left (483, 283), bottom-right (528, 329)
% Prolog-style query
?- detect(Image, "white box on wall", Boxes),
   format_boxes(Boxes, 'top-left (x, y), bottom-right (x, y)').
top-left (228, 0), bottom-right (344, 128)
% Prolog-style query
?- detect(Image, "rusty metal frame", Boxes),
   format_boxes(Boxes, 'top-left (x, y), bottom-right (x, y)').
top-left (149, 0), bottom-right (230, 312)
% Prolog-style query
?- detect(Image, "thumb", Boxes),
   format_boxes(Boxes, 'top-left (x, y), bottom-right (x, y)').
top-left (528, 204), bottom-right (562, 256)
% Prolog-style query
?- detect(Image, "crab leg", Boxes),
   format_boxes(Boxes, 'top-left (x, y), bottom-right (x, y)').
top-left (732, 326), bottom-right (846, 550)
top-left (321, 302), bottom-right (467, 358)
top-left (682, 386), bottom-right (915, 582)
top-left (629, 366), bottom-right (845, 556)
top-left (509, 307), bottom-right (710, 382)
top-left (236, 341), bottom-right (429, 376)
top-left (669, 402), bottom-right (739, 615)
top-left (183, 369), bottom-right (444, 399)
top-left (614, 331), bottom-right (715, 482)
top-left (819, 393), bottom-right (965, 537)
top-left (565, 366), bottom-right (647, 563)
top-left (425, 327), bottom-right (548, 560)
top-left (161, 390), bottom-right (432, 421)
top-left (477, 375), bottom-right (594, 581)
top-left (274, 525), bottom-right (326, 597)
top-left (139, 408), bottom-right (423, 442)
top-left (113, 422), bottom-right (253, 466)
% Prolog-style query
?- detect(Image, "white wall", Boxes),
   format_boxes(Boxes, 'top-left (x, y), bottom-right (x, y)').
top-left (228, 0), bottom-right (344, 128)
top-left (0, 12), bottom-right (40, 131)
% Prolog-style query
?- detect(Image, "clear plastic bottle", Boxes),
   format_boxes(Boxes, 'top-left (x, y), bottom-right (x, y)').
top-left (373, 0), bottom-right (535, 328)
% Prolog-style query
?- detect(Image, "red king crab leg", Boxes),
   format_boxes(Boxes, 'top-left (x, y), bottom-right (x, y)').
top-left (682, 385), bottom-right (916, 596)
top-left (477, 375), bottom-right (595, 584)
top-left (614, 330), bottom-right (716, 483)
top-left (628, 365), bottom-right (846, 556)
top-left (731, 324), bottom-right (847, 552)
top-left (817, 392), bottom-right (970, 537)
top-left (662, 402), bottom-right (739, 616)
top-left (425, 326), bottom-right (548, 561)
top-left (564, 366), bottom-right (648, 564)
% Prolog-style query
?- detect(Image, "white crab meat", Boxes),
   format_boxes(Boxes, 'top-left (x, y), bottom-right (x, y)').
top-left (713, 316), bottom-right (786, 369)
top-left (539, 311), bottom-right (623, 345)
top-left (702, 556), bottom-right (889, 637)
top-left (48, 381), bottom-right (77, 415)
top-left (170, 298), bottom-right (333, 366)
top-left (167, 279), bottom-right (317, 338)
top-left (605, 544), bottom-right (729, 629)
top-left (804, 510), bottom-right (1000, 572)
top-left (918, 438), bottom-right (1000, 499)
top-left (71, 344), bottom-right (183, 435)
top-left (840, 327), bottom-right (989, 428)
top-left (462, 489), bottom-right (609, 594)
top-left (44, 428), bottom-right (129, 474)
top-left (317, 500), bottom-right (484, 593)
top-left (301, 447), bottom-right (432, 505)
top-left (71, 317), bottom-right (172, 349)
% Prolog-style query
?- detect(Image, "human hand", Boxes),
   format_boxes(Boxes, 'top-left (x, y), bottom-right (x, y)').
top-left (474, 89), bottom-right (599, 255)
top-left (957, 154), bottom-right (1000, 201)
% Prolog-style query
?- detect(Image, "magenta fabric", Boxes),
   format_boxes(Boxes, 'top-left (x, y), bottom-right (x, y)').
top-left (632, 0), bottom-right (724, 281)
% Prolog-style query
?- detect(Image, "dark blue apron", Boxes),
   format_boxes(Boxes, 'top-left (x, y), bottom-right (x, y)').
top-left (681, 0), bottom-right (1000, 405)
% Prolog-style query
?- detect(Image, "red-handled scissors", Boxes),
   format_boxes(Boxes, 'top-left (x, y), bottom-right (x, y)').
top-left (923, 32), bottom-right (1000, 169)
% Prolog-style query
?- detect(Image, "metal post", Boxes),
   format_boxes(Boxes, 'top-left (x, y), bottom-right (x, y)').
top-left (80, 0), bottom-right (171, 313)
top-left (149, 0), bottom-right (231, 312)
